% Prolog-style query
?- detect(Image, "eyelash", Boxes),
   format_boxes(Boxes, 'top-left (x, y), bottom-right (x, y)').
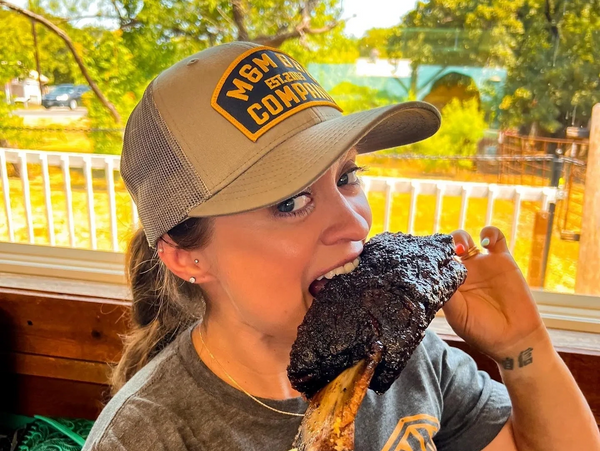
top-left (273, 165), bottom-right (366, 219)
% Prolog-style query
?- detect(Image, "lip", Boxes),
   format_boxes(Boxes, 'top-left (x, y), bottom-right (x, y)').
top-left (313, 251), bottom-right (363, 282)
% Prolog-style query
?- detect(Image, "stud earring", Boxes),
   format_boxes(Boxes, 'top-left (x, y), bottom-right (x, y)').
top-left (189, 277), bottom-right (196, 284)
top-left (158, 247), bottom-right (164, 253)
top-left (194, 259), bottom-right (199, 264)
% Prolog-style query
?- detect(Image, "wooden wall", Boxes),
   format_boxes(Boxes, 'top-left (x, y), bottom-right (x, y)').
top-left (1, 286), bottom-right (599, 424)
top-left (0, 286), bottom-right (129, 418)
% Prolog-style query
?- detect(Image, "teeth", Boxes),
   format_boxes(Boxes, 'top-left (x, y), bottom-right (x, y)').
top-left (318, 256), bottom-right (361, 282)
top-left (343, 262), bottom-right (355, 273)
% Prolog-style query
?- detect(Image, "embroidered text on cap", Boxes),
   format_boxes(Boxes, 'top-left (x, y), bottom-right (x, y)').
top-left (211, 46), bottom-right (341, 142)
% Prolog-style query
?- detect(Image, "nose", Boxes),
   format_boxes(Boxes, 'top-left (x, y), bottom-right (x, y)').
top-left (319, 191), bottom-right (371, 246)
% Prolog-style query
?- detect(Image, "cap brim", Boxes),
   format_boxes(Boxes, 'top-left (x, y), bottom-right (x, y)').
top-left (189, 101), bottom-right (440, 217)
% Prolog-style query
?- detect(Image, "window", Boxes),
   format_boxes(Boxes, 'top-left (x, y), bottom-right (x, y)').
top-left (0, 0), bottom-right (598, 330)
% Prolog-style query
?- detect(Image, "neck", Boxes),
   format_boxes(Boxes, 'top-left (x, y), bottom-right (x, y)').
top-left (193, 318), bottom-right (301, 400)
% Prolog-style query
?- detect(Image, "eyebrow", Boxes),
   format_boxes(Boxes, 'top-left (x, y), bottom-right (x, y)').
top-left (337, 147), bottom-right (358, 166)
top-left (346, 147), bottom-right (358, 159)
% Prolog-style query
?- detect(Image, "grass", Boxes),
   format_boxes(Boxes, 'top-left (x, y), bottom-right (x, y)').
top-left (0, 158), bottom-right (579, 293)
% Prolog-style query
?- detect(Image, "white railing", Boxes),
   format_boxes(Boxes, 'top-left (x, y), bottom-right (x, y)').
top-left (362, 177), bottom-right (556, 253)
top-left (1, 148), bottom-right (137, 251)
top-left (0, 148), bottom-right (557, 253)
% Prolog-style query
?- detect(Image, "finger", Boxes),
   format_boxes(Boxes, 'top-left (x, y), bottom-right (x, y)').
top-left (480, 226), bottom-right (510, 254)
top-left (450, 229), bottom-right (476, 256)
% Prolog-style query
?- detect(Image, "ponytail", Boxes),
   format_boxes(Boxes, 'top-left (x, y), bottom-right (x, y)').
top-left (111, 218), bottom-right (212, 395)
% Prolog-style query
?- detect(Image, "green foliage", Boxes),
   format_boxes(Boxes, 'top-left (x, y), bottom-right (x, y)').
top-left (388, 0), bottom-right (600, 135)
top-left (0, 11), bottom-right (32, 82)
top-left (390, 98), bottom-right (487, 170)
top-left (1, 0), bottom-right (354, 145)
top-left (76, 27), bottom-right (138, 153)
top-left (329, 82), bottom-right (397, 114)
top-left (357, 28), bottom-right (394, 58)
top-left (499, 0), bottom-right (600, 134)
top-left (388, 0), bottom-right (523, 68)
top-left (0, 9), bottom-right (79, 84)
top-left (0, 97), bottom-right (32, 148)
top-left (283, 27), bottom-right (359, 66)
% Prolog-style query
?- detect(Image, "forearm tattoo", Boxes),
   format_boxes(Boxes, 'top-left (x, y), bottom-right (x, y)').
top-left (501, 347), bottom-right (533, 370)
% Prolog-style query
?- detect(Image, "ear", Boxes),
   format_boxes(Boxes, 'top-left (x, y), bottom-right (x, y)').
top-left (157, 235), bottom-right (215, 285)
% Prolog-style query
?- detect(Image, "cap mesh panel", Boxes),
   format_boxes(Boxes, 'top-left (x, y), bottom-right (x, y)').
top-left (121, 82), bottom-right (209, 246)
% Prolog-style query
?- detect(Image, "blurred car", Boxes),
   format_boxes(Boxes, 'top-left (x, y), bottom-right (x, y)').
top-left (42, 84), bottom-right (90, 109)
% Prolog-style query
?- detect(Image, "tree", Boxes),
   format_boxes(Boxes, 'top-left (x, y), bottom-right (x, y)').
top-left (0, 0), bottom-right (122, 122)
top-left (387, 0), bottom-right (600, 135)
top-left (32, 0), bottom-right (348, 83)
top-left (357, 28), bottom-right (394, 58)
top-left (386, 0), bottom-right (522, 101)
top-left (1, 0), bottom-right (351, 151)
top-left (499, 0), bottom-right (600, 134)
top-left (0, 9), bottom-right (79, 84)
top-left (385, 98), bottom-right (488, 171)
top-left (329, 81), bottom-right (397, 114)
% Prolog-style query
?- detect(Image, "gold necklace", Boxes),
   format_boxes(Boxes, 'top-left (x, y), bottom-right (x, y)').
top-left (197, 328), bottom-right (305, 417)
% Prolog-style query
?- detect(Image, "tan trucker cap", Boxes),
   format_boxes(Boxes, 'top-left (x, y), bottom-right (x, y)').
top-left (121, 42), bottom-right (441, 246)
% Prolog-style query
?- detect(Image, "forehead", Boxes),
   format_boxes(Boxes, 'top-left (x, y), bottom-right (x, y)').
top-left (316, 148), bottom-right (358, 182)
top-left (342, 147), bottom-right (358, 161)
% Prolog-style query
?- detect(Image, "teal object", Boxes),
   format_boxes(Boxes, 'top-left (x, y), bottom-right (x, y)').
top-left (307, 62), bottom-right (507, 103)
top-left (17, 417), bottom-right (93, 451)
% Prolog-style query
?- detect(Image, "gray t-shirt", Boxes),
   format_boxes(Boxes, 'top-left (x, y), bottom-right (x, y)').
top-left (83, 326), bottom-right (511, 451)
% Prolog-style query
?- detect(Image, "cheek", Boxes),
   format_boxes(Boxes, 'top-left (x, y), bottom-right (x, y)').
top-left (356, 190), bottom-right (373, 230)
top-left (210, 226), bottom-right (313, 306)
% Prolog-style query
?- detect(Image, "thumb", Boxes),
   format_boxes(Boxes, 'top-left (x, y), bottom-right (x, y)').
top-left (480, 226), bottom-right (510, 254)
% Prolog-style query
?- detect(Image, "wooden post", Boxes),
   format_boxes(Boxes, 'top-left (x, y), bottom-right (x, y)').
top-left (528, 211), bottom-right (549, 288)
top-left (575, 104), bottom-right (600, 295)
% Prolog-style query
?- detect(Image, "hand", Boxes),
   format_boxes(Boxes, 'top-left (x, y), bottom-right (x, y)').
top-left (443, 226), bottom-right (546, 362)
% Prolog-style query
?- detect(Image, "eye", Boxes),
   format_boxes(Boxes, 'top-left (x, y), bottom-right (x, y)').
top-left (276, 193), bottom-right (311, 214)
top-left (337, 167), bottom-right (362, 187)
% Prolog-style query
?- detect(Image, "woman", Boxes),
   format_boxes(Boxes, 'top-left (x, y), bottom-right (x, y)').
top-left (83, 42), bottom-right (599, 451)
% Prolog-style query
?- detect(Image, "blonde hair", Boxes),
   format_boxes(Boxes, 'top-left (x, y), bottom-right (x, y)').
top-left (111, 218), bottom-right (213, 395)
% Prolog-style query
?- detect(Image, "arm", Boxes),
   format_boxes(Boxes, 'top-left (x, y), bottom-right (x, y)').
top-left (483, 325), bottom-right (599, 451)
top-left (448, 227), bottom-right (600, 451)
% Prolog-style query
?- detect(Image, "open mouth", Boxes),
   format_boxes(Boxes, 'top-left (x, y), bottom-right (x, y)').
top-left (309, 257), bottom-right (361, 297)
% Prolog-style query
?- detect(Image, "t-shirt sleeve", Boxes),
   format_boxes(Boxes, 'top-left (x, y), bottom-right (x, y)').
top-left (428, 333), bottom-right (512, 451)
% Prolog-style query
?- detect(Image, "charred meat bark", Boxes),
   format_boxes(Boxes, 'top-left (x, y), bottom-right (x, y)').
top-left (288, 232), bottom-right (467, 399)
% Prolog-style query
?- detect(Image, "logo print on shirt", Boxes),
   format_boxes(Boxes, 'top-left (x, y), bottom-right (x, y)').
top-left (211, 46), bottom-right (341, 142)
top-left (381, 414), bottom-right (440, 451)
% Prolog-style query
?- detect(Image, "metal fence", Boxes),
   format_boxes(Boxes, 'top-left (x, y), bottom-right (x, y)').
top-left (0, 125), bottom-right (124, 155)
top-left (498, 132), bottom-right (588, 240)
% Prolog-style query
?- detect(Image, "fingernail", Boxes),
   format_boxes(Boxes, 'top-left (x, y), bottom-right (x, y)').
top-left (455, 243), bottom-right (466, 255)
top-left (481, 237), bottom-right (490, 247)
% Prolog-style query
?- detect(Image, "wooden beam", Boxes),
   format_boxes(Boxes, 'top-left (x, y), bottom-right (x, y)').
top-left (0, 287), bottom-right (130, 362)
top-left (442, 336), bottom-right (600, 426)
top-left (2, 373), bottom-right (109, 419)
top-left (3, 352), bottom-right (111, 384)
top-left (576, 104), bottom-right (600, 295)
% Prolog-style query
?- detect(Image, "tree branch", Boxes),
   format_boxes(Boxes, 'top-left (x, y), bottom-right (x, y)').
top-left (250, 0), bottom-right (341, 48)
top-left (56, 14), bottom-right (121, 24)
top-left (0, 0), bottom-right (121, 124)
top-left (544, 0), bottom-right (559, 40)
top-left (253, 20), bottom-right (340, 48)
top-left (231, 0), bottom-right (249, 41)
top-left (120, 18), bottom-right (140, 30)
top-left (108, 0), bottom-right (124, 22)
